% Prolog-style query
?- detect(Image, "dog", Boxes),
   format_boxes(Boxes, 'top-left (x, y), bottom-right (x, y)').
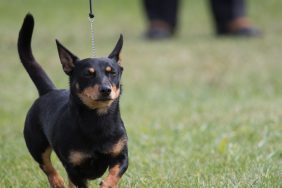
top-left (17, 13), bottom-right (128, 188)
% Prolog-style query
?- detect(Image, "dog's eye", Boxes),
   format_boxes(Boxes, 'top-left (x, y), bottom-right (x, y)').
top-left (109, 71), bottom-right (116, 76)
top-left (107, 70), bottom-right (116, 76)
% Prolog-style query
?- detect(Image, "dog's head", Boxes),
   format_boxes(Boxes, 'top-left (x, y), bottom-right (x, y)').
top-left (56, 35), bottom-right (123, 113)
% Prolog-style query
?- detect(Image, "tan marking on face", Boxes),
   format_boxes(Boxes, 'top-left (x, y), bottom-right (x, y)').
top-left (100, 165), bottom-right (121, 188)
top-left (88, 67), bottom-right (95, 74)
top-left (69, 151), bottom-right (91, 166)
top-left (78, 85), bottom-right (115, 111)
top-left (105, 137), bottom-right (127, 157)
top-left (41, 147), bottom-right (65, 188)
top-left (78, 84), bottom-right (100, 107)
top-left (81, 85), bottom-right (100, 100)
top-left (105, 66), bottom-right (112, 72)
top-left (96, 85), bottom-right (120, 114)
top-left (110, 84), bottom-right (121, 100)
top-left (78, 85), bottom-right (107, 107)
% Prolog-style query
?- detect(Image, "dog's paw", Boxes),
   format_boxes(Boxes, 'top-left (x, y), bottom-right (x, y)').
top-left (48, 174), bottom-right (65, 188)
top-left (99, 180), bottom-right (116, 188)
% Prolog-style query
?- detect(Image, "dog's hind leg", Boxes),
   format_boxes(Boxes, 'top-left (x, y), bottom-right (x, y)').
top-left (40, 147), bottom-right (65, 188)
top-left (24, 116), bottom-right (65, 187)
top-left (25, 141), bottom-right (65, 188)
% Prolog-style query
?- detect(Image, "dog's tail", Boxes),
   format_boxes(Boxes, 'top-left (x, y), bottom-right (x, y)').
top-left (18, 13), bottom-right (56, 96)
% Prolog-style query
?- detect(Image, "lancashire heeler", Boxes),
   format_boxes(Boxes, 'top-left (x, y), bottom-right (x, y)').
top-left (17, 14), bottom-right (128, 188)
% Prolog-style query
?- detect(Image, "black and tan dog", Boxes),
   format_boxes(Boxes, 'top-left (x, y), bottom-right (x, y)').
top-left (17, 14), bottom-right (128, 188)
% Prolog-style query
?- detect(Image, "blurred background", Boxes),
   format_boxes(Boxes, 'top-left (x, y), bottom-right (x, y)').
top-left (0, 0), bottom-right (281, 187)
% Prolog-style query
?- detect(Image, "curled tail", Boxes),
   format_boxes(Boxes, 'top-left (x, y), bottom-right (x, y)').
top-left (18, 13), bottom-right (56, 96)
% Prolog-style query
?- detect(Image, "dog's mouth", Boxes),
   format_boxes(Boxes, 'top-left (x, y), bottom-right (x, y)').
top-left (95, 97), bottom-right (113, 102)
top-left (83, 95), bottom-right (114, 104)
top-left (77, 93), bottom-right (114, 110)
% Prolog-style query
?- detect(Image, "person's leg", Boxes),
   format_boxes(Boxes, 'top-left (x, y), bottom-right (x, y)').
top-left (209, 0), bottom-right (261, 36)
top-left (210, 0), bottom-right (233, 34)
top-left (160, 0), bottom-right (180, 33)
top-left (143, 0), bottom-right (162, 23)
top-left (143, 0), bottom-right (180, 39)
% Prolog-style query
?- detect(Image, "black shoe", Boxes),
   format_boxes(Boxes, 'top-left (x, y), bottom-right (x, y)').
top-left (218, 27), bottom-right (262, 37)
top-left (145, 27), bottom-right (173, 40)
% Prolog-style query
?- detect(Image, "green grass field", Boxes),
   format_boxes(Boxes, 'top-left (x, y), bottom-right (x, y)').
top-left (0, 0), bottom-right (281, 187)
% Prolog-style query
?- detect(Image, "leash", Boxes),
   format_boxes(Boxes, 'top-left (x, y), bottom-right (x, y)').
top-left (88, 0), bottom-right (96, 57)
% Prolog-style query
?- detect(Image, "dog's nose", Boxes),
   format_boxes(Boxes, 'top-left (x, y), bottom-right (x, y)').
top-left (100, 85), bottom-right (112, 96)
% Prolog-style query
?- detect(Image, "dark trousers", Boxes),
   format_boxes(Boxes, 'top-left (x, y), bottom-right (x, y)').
top-left (143, 0), bottom-right (247, 33)
top-left (210, 0), bottom-right (246, 33)
top-left (143, 0), bottom-right (180, 32)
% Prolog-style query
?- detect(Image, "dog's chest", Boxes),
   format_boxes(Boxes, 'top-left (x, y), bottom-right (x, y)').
top-left (68, 137), bottom-right (127, 167)
top-left (67, 150), bottom-right (107, 179)
top-left (68, 150), bottom-right (94, 166)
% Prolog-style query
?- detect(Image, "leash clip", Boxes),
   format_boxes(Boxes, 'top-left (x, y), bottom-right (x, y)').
top-left (89, 13), bottom-right (94, 19)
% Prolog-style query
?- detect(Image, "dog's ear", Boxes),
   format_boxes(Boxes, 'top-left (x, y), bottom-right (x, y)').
top-left (56, 39), bottom-right (79, 75)
top-left (108, 34), bottom-right (123, 63)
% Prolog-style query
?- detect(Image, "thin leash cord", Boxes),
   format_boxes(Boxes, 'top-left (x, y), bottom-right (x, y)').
top-left (89, 0), bottom-right (96, 57)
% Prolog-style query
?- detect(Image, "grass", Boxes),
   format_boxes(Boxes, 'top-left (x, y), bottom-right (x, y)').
top-left (0, 0), bottom-right (282, 187)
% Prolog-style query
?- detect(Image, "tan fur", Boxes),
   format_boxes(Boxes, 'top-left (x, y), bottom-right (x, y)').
top-left (77, 85), bottom-right (112, 110)
top-left (69, 151), bottom-right (91, 166)
top-left (100, 165), bottom-right (121, 188)
top-left (105, 66), bottom-right (112, 72)
top-left (105, 137), bottom-right (127, 157)
top-left (41, 147), bottom-right (65, 188)
top-left (79, 84), bottom-right (100, 100)
top-left (88, 67), bottom-right (95, 74)
top-left (77, 84), bottom-right (121, 114)
top-left (110, 85), bottom-right (120, 100)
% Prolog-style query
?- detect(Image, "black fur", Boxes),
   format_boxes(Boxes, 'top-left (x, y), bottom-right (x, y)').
top-left (18, 14), bottom-right (128, 188)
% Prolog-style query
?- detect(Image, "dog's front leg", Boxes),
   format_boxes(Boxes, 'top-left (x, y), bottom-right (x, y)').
top-left (100, 149), bottom-right (128, 188)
